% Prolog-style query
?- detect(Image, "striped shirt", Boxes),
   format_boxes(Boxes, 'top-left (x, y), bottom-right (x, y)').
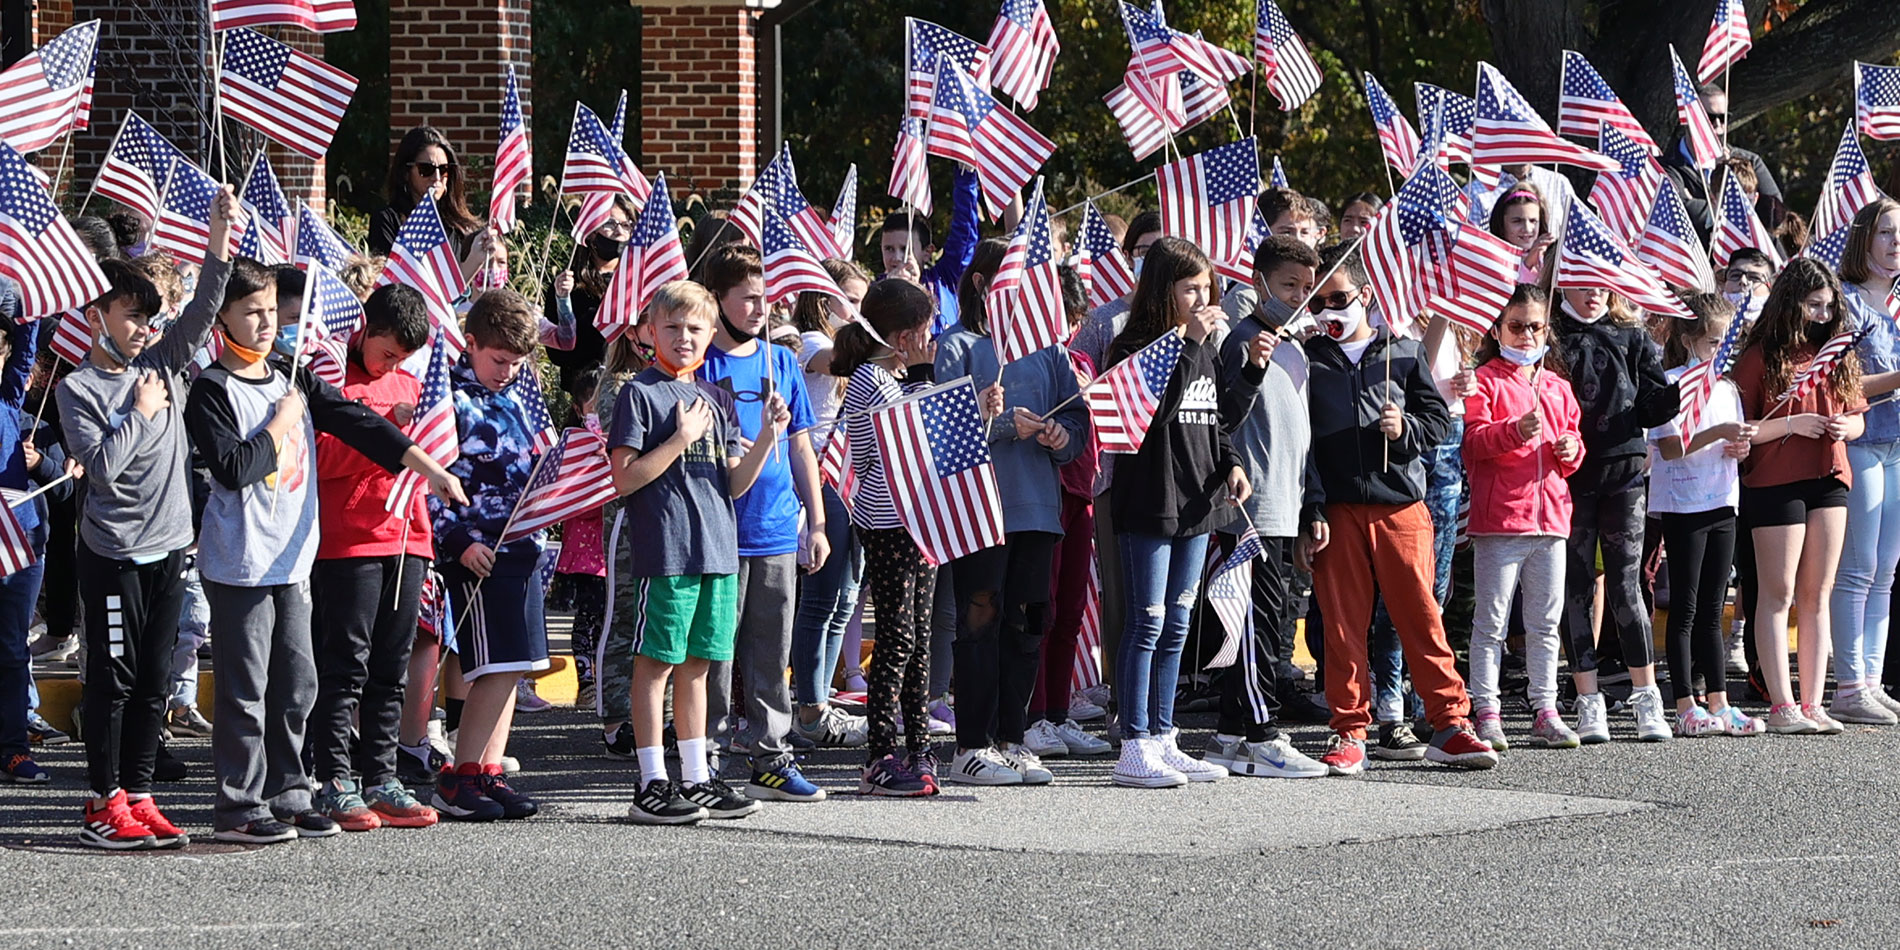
top-left (843, 361), bottom-right (925, 531)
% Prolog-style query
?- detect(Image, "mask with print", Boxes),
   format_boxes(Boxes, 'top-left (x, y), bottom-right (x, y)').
top-left (1319, 300), bottom-right (1366, 340)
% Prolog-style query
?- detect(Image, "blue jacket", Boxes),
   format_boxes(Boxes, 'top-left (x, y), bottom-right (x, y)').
top-left (935, 331), bottom-right (1086, 536)
top-left (883, 169), bottom-right (980, 337)
top-left (431, 359), bottom-right (542, 568)
top-left (0, 280), bottom-right (37, 531)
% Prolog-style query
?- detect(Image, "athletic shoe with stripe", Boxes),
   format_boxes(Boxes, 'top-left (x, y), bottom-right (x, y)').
top-left (683, 778), bottom-right (762, 819)
top-left (747, 761), bottom-right (826, 802)
top-left (79, 790), bottom-right (156, 850)
top-left (432, 763), bottom-right (505, 822)
top-left (3, 752), bottom-right (48, 784)
top-left (126, 795), bottom-right (190, 848)
top-left (944, 747), bottom-right (1024, 786)
top-left (1233, 736), bottom-right (1328, 778)
top-left (213, 818), bottom-right (298, 845)
top-left (479, 766), bottom-right (540, 819)
top-left (792, 705), bottom-right (869, 748)
top-left (997, 743), bottom-right (1054, 784)
top-left (859, 753), bottom-right (931, 797)
top-left (627, 779), bottom-right (707, 825)
top-left (364, 780), bottom-right (439, 828)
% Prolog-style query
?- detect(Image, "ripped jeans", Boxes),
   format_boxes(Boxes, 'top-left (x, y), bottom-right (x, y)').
top-left (1116, 531), bottom-right (1210, 740)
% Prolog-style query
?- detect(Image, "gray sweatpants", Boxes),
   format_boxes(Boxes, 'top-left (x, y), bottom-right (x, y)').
top-left (1468, 535), bottom-right (1566, 713)
top-left (207, 580), bottom-right (316, 830)
top-left (707, 554), bottom-right (797, 772)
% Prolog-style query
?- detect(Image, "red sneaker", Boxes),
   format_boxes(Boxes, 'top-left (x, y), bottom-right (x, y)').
top-left (1320, 733), bottom-right (1367, 776)
top-left (1425, 724), bottom-right (1501, 770)
top-left (125, 795), bottom-right (190, 849)
top-left (80, 790), bottom-right (157, 851)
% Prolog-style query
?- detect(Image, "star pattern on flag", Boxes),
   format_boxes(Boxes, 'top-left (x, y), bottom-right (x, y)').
top-left (921, 385), bottom-right (990, 479)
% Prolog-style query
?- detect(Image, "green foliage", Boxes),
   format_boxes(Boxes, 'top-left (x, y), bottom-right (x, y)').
top-left (323, 0), bottom-right (390, 210)
top-left (529, 2), bottom-right (644, 191)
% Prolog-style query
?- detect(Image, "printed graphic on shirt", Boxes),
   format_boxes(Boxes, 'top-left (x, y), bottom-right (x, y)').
top-left (1177, 376), bottom-right (1219, 427)
top-left (265, 425), bottom-right (308, 493)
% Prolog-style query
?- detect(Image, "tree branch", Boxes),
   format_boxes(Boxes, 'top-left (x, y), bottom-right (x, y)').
top-left (1729, 0), bottom-right (1900, 124)
top-left (1280, 4), bottom-right (1361, 80)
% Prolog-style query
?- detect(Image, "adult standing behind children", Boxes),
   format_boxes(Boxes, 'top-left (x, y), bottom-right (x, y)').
top-left (368, 127), bottom-right (496, 284)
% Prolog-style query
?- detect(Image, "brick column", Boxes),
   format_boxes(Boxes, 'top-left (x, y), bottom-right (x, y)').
top-left (640, 3), bottom-right (762, 200)
top-left (387, 0), bottom-right (532, 180)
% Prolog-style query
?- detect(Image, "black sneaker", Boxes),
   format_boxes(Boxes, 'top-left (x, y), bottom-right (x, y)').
top-left (432, 766), bottom-right (506, 822)
top-left (397, 743), bottom-right (447, 787)
top-left (1371, 720), bottom-right (1428, 761)
top-left (627, 779), bottom-right (707, 825)
top-left (681, 778), bottom-right (761, 819)
top-left (153, 742), bottom-right (187, 782)
top-left (278, 809), bottom-right (341, 838)
top-left (602, 726), bottom-right (635, 760)
top-left (479, 769), bottom-right (539, 819)
top-left (1277, 688), bottom-right (1332, 724)
top-left (213, 818), bottom-right (299, 845)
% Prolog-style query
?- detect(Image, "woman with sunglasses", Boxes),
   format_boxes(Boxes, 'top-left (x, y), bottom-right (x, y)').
top-left (369, 127), bottom-right (494, 279)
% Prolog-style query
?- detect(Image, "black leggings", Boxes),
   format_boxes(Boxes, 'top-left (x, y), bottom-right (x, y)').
top-left (1217, 533), bottom-right (1291, 741)
top-left (1660, 509), bottom-right (1735, 703)
top-left (1564, 460), bottom-right (1654, 674)
top-left (859, 527), bottom-right (934, 760)
top-left (949, 531), bottom-right (1057, 750)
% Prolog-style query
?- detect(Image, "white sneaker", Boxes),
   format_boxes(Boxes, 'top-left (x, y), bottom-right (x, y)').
top-left (1077, 683), bottom-right (1111, 710)
top-left (943, 746), bottom-right (1023, 786)
top-left (514, 680), bottom-right (553, 713)
top-left (1575, 692), bottom-right (1611, 744)
top-left (996, 743), bottom-right (1054, 784)
top-left (1722, 631), bottom-right (1749, 676)
top-left (1203, 733), bottom-right (1243, 770)
top-left (1233, 735), bottom-right (1328, 778)
top-left (428, 719), bottom-right (453, 758)
top-left (1054, 719), bottom-right (1110, 755)
top-left (1872, 687), bottom-right (1900, 718)
top-left (1829, 689), bottom-right (1900, 725)
top-left (1157, 731), bottom-right (1226, 781)
top-left (1111, 737), bottom-right (1187, 788)
top-left (1067, 695), bottom-right (1107, 722)
top-left (28, 631), bottom-right (77, 661)
top-left (1023, 720), bottom-right (1070, 758)
top-left (1629, 685), bottom-right (1671, 742)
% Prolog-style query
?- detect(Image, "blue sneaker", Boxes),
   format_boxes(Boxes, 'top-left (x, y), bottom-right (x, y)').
top-left (747, 761), bottom-right (825, 802)
top-left (857, 753), bottom-right (930, 797)
top-left (3, 753), bottom-right (48, 784)
top-left (431, 764), bottom-right (505, 822)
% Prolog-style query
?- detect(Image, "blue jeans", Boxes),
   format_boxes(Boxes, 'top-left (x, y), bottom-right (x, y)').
top-left (1117, 532), bottom-right (1209, 740)
top-left (1371, 420), bottom-right (1463, 721)
top-left (789, 486), bottom-right (863, 706)
top-left (1832, 442), bottom-right (1900, 687)
top-left (0, 556), bottom-right (46, 756)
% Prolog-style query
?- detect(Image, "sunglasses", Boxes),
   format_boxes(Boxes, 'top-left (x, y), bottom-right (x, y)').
top-left (1502, 321), bottom-right (1547, 335)
top-left (1706, 112), bottom-right (1728, 125)
top-left (1306, 290), bottom-right (1359, 314)
top-left (410, 161), bottom-right (456, 179)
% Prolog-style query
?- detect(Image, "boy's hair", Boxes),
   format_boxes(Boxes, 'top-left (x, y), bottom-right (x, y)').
top-left (465, 288), bottom-right (539, 354)
top-left (362, 284), bottom-right (432, 351)
top-left (646, 280), bottom-right (719, 329)
top-left (70, 215), bottom-right (120, 263)
top-left (219, 257), bottom-right (278, 312)
top-left (1048, 215), bottom-right (1070, 249)
top-left (1726, 246), bottom-right (1773, 278)
top-left (879, 210), bottom-right (933, 249)
top-left (274, 265), bottom-right (305, 305)
top-left (1721, 157), bottom-right (1757, 196)
top-left (105, 210), bottom-right (145, 250)
top-left (1257, 188), bottom-right (1315, 228)
top-left (129, 252), bottom-right (184, 310)
top-left (684, 214), bottom-right (746, 284)
top-left (700, 244), bottom-right (763, 300)
top-left (1317, 242), bottom-right (1369, 290)
top-left (338, 254), bottom-right (387, 301)
top-left (1253, 235), bottom-right (1321, 281)
top-left (88, 258), bottom-right (162, 317)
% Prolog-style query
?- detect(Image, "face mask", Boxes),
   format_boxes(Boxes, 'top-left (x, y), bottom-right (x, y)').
top-left (221, 329), bottom-right (270, 366)
top-left (125, 241), bottom-right (149, 259)
top-left (1258, 291), bottom-right (1296, 328)
top-left (588, 234), bottom-right (625, 261)
top-left (1806, 321), bottom-right (1834, 346)
top-left (1131, 256), bottom-right (1144, 280)
top-left (477, 260), bottom-right (508, 291)
top-left (1561, 298), bottom-right (1604, 324)
top-left (1318, 301), bottom-right (1366, 340)
top-left (652, 347), bottom-right (705, 379)
top-left (1499, 342), bottom-right (1548, 366)
top-left (273, 321), bottom-right (300, 357)
top-left (96, 323), bottom-right (134, 368)
top-left (179, 270), bottom-right (198, 298)
top-left (719, 312), bottom-right (757, 344)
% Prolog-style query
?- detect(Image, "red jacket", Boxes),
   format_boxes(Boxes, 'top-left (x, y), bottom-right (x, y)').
top-left (1462, 357), bottom-right (1584, 537)
top-left (315, 360), bottom-right (433, 560)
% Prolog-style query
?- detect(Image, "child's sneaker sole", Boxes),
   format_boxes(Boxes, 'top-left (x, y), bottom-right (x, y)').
top-left (625, 804), bottom-right (708, 825)
top-left (1110, 770), bottom-right (1188, 788)
top-left (76, 830), bottom-right (155, 851)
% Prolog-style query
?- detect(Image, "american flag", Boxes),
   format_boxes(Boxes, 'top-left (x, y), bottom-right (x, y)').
top-left (888, 116), bottom-right (933, 215)
top-left (416, 570), bottom-right (447, 640)
top-left (761, 207), bottom-right (850, 308)
top-left (295, 204), bottom-right (354, 275)
top-left (152, 159), bottom-right (229, 268)
top-left (1811, 122), bottom-right (1882, 239)
top-left (1558, 50), bottom-right (1660, 154)
top-left (1364, 161), bottom-right (1457, 336)
top-left (217, 28), bottom-right (358, 161)
top-left (906, 18), bottom-right (991, 120)
top-left (235, 205), bottom-right (285, 266)
top-left (1232, 207), bottom-right (1271, 283)
top-left (387, 329), bottom-right (459, 514)
top-left (561, 103), bottom-right (628, 197)
top-left (871, 378), bottom-right (1006, 566)
top-left (1254, 0), bottom-right (1322, 110)
top-left (818, 426), bottom-right (856, 504)
top-left (568, 95), bottom-right (652, 242)
top-left (299, 334), bottom-right (349, 387)
top-left (47, 310), bottom-right (91, 366)
top-left (491, 64), bottom-right (530, 234)
top-left (829, 163), bottom-right (857, 262)
top-left (1555, 197), bottom-right (1694, 320)
top-left (1269, 155), bottom-right (1288, 190)
top-left (238, 151), bottom-right (295, 265)
top-left (92, 112), bottom-right (188, 224)
top-left (0, 491), bottom-right (36, 578)
top-left (732, 144), bottom-right (839, 260)
top-left (1203, 524), bottom-right (1262, 669)
top-left (1857, 62), bottom-right (1900, 141)
top-left (1588, 122), bottom-right (1666, 242)
top-left (1636, 177), bottom-right (1717, 292)
top-left (1698, 0), bottom-right (1752, 84)
top-left (595, 172), bottom-right (687, 343)
top-left (1104, 77), bottom-right (1173, 161)
top-left (1432, 223), bottom-right (1520, 335)
top-left (506, 361), bottom-right (558, 454)
top-left (1472, 62), bottom-right (1617, 172)
top-left (1415, 82), bottom-right (1497, 186)
top-left (1780, 324), bottom-right (1870, 405)
top-left (924, 57), bottom-right (980, 168)
top-left (988, 178), bottom-right (1064, 363)
top-left (1157, 137), bottom-right (1259, 285)
top-left (1117, 2), bottom-right (1246, 88)
top-left (376, 193), bottom-right (468, 355)
top-left (988, 0), bottom-right (1059, 111)
top-left (303, 262), bottom-right (365, 344)
top-left (1087, 328), bottom-right (1184, 454)
top-left (1805, 222), bottom-right (1851, 271)
top-left (1675, 306), bottom-right (1747, 436)
top-left (1172, 66), bottom-right (1233, 131)
top-left (499, 426), bottom-right (615, 543)
top-left (1077, 200), bottom-right (1135, 310)
top-left (1069, 554), bottom-right (1103, 691)
top-left (211, 0), bottom-right (357, 33)
top-left (931, 60), bottom-right (1055, 220)
top-left (1671, 45), bottom-right (1723, 172)
top-left (609, 89), bottom-right (628, 141)
top-left (1710, 171), bottom-right (1784, 269)
top-left (0, 19), bottom-right (98, 155)
top-left (1365, 72), bottom-right (1420, 179)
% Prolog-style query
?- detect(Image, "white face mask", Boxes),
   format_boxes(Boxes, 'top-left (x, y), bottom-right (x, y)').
top-left (1499, 342), bottom-right (1548, 366)
top-left (1131, 256), bottom-right (1145, 280)
top-left (1319, 300), bottom-right (1366, 341)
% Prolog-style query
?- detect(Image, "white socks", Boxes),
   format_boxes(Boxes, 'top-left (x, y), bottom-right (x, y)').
top-left (678, 738), bottom-right (709, 784)
top-left (636, 746), bottom-right (667, 786)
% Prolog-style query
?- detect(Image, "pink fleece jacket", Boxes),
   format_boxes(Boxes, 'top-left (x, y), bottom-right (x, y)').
top-left (1462, 357), bottom-right (1585, 537)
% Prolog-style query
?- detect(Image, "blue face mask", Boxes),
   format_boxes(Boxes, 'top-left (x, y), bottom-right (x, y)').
top-left (1132, 255), bottom-right (1144, 280)
top-left (273, 320), bottom-right (300, 357)
top-left (1499, 342), bottom-right (1548, 367)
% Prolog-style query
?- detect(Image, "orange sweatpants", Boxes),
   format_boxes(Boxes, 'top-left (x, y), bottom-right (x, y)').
top-left (1313, 501), bottom-right (1471, 740)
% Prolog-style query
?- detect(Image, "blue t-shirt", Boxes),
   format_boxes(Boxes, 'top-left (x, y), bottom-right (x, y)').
top-left (607, 368), bottom-right (742, 577)
top-left (700, 341), bottom-right (816, 556)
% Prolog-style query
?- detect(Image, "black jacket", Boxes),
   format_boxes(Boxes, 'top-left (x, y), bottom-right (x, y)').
top-left (1553, 307), bottom-right (1679, 479)
top-left (1301, 328), bottom-right (1449, 525)
top-left (1661, 140), bottom-right (1780, 241)
top-left (1109, 334), bottom-right (1257, 538)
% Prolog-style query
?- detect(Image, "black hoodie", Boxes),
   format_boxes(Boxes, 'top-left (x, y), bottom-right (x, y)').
top-left (1300, 327), bottom-right (1450, 525)
top-left (1109, 334), bottom-right (1259, 537)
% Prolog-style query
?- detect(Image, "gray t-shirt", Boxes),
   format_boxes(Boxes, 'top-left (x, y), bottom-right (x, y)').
top-left (56, 257), bottom-right (229, 563)
top-left (607, 367), bottom-right (742, 577)
top-left (1220, 315), bottom-right (1311, 538)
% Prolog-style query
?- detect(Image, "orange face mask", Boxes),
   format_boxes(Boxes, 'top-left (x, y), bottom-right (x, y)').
top-left (651, 348), bottom-right (704, 379)
top-left (221, 329), bottom-right (270, 366)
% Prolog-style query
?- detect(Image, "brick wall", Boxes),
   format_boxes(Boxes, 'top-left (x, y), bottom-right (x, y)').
top-left (640, 4), bottom-right (761, 199)
top-left (61, 2), bottom-right (208, 207)
top-left (388, 0), bottom-right (533, 164)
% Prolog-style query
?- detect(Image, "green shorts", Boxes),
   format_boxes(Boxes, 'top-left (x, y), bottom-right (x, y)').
top-left (630, 573), bottom-right (737, 664)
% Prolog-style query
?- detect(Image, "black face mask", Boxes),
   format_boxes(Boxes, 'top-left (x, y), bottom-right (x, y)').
top-left (1806, 321), bottom-right (1835, 346)
top-left (588, 234), bottom-right (625, 261)
top-left (720, 312), bottom-right (757, 344)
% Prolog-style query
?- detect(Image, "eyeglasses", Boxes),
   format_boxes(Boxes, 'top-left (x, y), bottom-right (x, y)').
top-left (409, 161), bottom-right (456, 179)
top-left (596, 219), bottom-right (633, 237)
top-left (1306, 290), bottom-right (1358, 313)
top-left (1503, 321), bottom-right (1547, 335)
top-left (1729, 270), bottom-right (1768, 287)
